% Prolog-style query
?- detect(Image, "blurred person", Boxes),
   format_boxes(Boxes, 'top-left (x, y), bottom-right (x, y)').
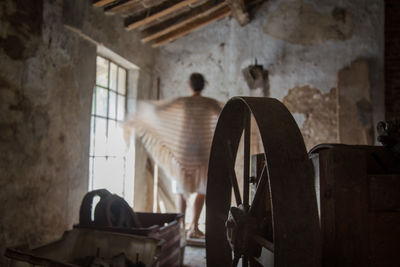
top-left (126, 73), bottom-right (222, 238)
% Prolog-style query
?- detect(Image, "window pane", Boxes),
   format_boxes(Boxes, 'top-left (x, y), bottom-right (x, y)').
top-left (107, 120), bottom-right (117, 156)
top-left (89, 118), bottom-right (95, 156)
top-left (112, 157), bottom-right (125, 196)
top-left (89, 157), bottom-right (94, 190)
top-left (94, 117), bottom-right (107, 156)
top-left (118, 68), bottom-right (126, 95)
top-left (110, 63), bottom-right (118, 91)
top-left (91, 88), bottom-right (96, 115)
top-left (107, 120), bottom-right (125, 156)
top-left (115, 123), bottom-right (125, 156)
top-left (96, 87), bottom-right (108, 117)
top-left (117, 95), bottom-right (125, 121)
top-left (92, 157), bottom-right (124, 196)
top-left (92, 157), bottom-right (107, 190)
top-left (109, 91), bottom-right (116, 119)
top-left (96, 56), bottom-right (108, 87)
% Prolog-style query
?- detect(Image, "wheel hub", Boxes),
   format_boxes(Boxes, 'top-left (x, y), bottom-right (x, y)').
top-left (225, 205), bottom-right (256, 256)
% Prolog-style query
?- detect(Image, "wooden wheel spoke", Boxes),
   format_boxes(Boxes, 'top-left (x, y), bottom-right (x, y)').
top-left (253, 234), bottom-right (274, 252)
top-left (248, 257), bottom-right (263, 267)
top-left (243, 111), bottom-right (251, 206)
top-left (242, 255), bottom-right (249, 267)
top-left (249, 164), bottom-right (268, 216)
top-left (231, 172), bottom-right (242, 206)
top-left (232, 254), bottom-right (240, 267)
top-left (225, 141), bottom-right (242, 206)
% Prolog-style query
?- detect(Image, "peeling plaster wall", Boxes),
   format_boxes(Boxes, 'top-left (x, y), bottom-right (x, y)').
top-left (0, 0), bottom-right (156, 264)
top-left (283, 86), bottom-right (337, 149)
top-left (338, 60), bottom-right (374, 145)
top-left (155, 0), bottom-right (384, 150)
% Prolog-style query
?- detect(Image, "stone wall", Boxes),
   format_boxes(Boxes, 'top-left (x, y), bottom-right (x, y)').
top-left (155, 0), bottom-right (384, 150)
top-left (0, 0), bottom-right (156, 264)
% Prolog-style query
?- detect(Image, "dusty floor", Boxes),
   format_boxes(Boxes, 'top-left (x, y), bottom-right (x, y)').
top-left (183, 245), bottom-right (206, 267)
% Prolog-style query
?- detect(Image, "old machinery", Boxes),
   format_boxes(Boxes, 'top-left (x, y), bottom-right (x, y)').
top-left (206, 97), bottom-right (321, 266)
top-left (309, 144), bottom-right (400, 266)
top-left (205, 97), bottom-right (400, 267)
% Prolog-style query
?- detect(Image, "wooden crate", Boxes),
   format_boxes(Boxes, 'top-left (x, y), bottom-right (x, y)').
top-left (311, 145), bottom-right (400, 267)
top-left (251, 145), bottom-right (400, 266)
top-left (76, 212), bottom-right (184, 267)
top-left (5, 228), bottom-right (163, 266)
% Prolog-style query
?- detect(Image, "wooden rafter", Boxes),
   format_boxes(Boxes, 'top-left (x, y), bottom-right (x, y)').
top-left (105, 0), bottom-right (143, 14)
top-left (152, 5), bottom-right (231, 47)
top-left (125, 0), bottom-right (203, 31)
top-left (94, 0), bottom-right (268, 47)
top-left (142, 1), bottom-right (227, 43)
top-left (142, 0), bottom-right (170, 8)
top-left (93, 0), bottom-right (117, 8)
top-left (138, 6), bottom-right (192, 31)
top-left (226, 0), bottom-right (249, 26)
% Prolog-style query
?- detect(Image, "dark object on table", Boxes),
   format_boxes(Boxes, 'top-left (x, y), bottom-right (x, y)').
top-left (78, 189), bottom-right (184, 267)
top-left (377, 119), bottom-right (400, 156)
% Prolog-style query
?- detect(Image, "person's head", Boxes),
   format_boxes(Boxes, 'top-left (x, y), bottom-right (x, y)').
top-left (189, 73), bottom-right (205, 94)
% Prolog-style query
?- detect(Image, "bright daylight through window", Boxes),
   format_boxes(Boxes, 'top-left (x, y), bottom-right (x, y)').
top-left (89, 55), bottom-right (130, 200)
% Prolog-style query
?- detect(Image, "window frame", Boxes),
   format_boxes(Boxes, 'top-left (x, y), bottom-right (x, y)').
top-left (88, 55), bottom-right (129, 197)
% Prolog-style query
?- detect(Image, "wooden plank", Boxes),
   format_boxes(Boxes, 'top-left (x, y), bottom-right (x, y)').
top-left (369, 212), bottom-right (400, 266)
top-left (125, 0), bottom-right (203, 31)
top-left (186, 236), bottom-right (206, 247)
top-left (142, 1), bottom-right (227, 43)
top-left (369, 174), bottom-right (400, 211)
top-left (138, 6), bottom-right (191, 31)
top-left (152, 6), bottom-right (231, 47)
top-left (142, 0), bottom-right (168, 8)
top-left (93, 0), bottom-right (117, 7)
top-left (318, 149), bottom-right (337, 267)
top-left (105, 0), bottom-right (167, 14)
top-left (226, 0), bottom-right (249, 26)
top-left (105, 0), bottom-right (142, 14)
top-left (319, 148), bottom-right (369, 267)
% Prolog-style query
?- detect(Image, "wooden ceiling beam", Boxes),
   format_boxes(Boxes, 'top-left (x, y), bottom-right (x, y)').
top-left (142, 1), bottom-right (227, 43)
top-left (93, 0), bottom-right (117, 8)
top-left (152, 6), bottom-right (231, 47)
top-left (142, 0), bottom-right (169, 8)
top-left (226, 0), bottom-right (249, 26)
top-left (125, 0), bottom-right (203, 31)
top-left (105, 0), bottom-right (142, 14)
top-left (138, 6), bottom-right (192, 31)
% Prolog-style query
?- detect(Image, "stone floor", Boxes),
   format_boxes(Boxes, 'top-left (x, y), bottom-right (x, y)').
top-left (183, 245), bottom-right (206, 267)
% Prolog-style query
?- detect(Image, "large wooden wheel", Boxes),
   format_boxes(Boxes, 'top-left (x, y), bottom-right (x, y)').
top-left (206, 97), bottom-right (321, 267)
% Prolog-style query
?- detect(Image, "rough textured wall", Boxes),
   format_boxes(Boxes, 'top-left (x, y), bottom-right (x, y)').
top-left (263, 1), bottom-right (353, 46)
top-left (0, 0), bottom-right (156, 264)
top-left (0, 1), bottom-right (92, 259)
top-left (155, 0), bottom-right (384, 150)
top-left (283, 86), bottom-right (337, 149)
top-left (338, 60), bottom-right (374, 145)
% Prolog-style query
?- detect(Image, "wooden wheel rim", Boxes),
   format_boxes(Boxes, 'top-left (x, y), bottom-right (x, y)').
top-left (206, 97), bottom-right (321, 267)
